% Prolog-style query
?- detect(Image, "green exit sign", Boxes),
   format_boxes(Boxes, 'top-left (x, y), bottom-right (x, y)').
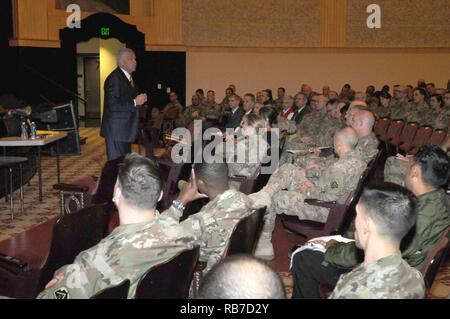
top-left (101, 27), bottom-right (110, 36)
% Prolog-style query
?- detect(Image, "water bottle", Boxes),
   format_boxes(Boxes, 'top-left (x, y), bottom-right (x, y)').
top-left (20, 122), bottom-right (28, 140)
top-left (30, 122), bottom-right (37, 139)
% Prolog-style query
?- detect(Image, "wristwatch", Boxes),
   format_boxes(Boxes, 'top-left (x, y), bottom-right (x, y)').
top-left (172, 199), bottom-right (185, 211)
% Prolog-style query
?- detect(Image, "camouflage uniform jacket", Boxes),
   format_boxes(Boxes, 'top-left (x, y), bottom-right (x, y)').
top-left (162, 101), bottom-right (183, 114)
top-left (165, 189), bottom-right (254, 272)
top-left (325, 189), bottom-right (450, 269)
top-left (175, 105), bottom-right (201, 128)
top-left (305, 150), bottom-right (366, 203)
top-left (226, 134), bottom-right (269, 179)
top-left (329, 253), bottom-right (425, 299)
top-left (202, 101), bottom-right (221, 119)
top-left (354, 132), bottom-right (379, 163)
top-left (37, 212), bottom-right (200, 299)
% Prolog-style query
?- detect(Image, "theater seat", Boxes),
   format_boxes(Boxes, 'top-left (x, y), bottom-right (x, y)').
top-left (91, 279), bottom-right (130, 299)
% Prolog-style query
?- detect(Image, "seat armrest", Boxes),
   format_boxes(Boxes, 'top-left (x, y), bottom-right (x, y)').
top-left (304, 198), bottom-right (337, 209)
top-left (229, 175), bottom-right (247, 183)
top-left (53, 183), bottom-right (89, 193)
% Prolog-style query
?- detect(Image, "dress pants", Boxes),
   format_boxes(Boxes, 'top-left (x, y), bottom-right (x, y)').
top-left (291, 250), bottom-right (350, 299)
top-left (105, 139), bottom-right (132, 161)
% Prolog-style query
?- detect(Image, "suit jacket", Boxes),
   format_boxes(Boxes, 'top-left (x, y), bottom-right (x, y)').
top-left (225, 107), bottom-right (245, 129)
top-left (291, 106), bottom-right (311, 125)
top-left (100, 67), bottom-right (138, 143)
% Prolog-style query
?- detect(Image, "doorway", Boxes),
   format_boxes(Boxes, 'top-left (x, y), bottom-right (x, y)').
top-left (84, 56), bottom-right (100, 122)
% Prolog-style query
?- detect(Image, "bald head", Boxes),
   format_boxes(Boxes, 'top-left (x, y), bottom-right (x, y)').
top-left (198, 255), bottom-right (286, 299)
top-left (352, 110), bottom-right (375, 137)
top-left (334, 127), bottom-right (359, 156)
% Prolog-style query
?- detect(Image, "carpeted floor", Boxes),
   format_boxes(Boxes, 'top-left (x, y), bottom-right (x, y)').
top-left (0, 128), bottom-right (448, 299)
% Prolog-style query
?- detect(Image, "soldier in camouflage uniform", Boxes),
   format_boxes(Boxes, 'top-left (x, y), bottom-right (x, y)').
top-left (329, 184), bottom-right (425, 299)
top-left (162, 92), bottom-right (184, 114)
top-left (274, 87), bottom-right (286, 112)
top-left (37, 154), bottom-right (200, 299)
top-left (175, 95), bottom-right (202, 128)
top-left (166, 162), bottom-right (254, 273)
top-left (217, 114), bottom-right (269, 189)
top-left (202, 90), bottom-right (221, 119)
top-left (251, 128), bottom-right (366, 260)
top-left (220, 88), bottom-right (234, 113)
top-left (293, 145), bottom-right (449, 299)
top-left (351, 110), bottom-right (379, 163)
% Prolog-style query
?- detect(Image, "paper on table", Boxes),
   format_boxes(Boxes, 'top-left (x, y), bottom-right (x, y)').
top-left (289, 235), bottom-right (355, 270)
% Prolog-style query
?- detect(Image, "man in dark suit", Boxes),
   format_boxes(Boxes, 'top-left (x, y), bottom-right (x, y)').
top-left (291, 93), bottom-right (311, 125)
top-left (100, 48), bottom-right (147, 160)
top-left (224, 94), bottom-right (245, 130)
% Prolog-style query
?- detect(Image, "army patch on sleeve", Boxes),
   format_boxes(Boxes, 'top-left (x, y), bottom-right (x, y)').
top-left (54, 287), bottom-right (69, 299)
top-left (331, 181), bottom-right (339, 189)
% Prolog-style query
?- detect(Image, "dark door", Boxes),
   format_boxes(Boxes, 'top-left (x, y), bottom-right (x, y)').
top-left (84, 56), bottom-right (100, 121)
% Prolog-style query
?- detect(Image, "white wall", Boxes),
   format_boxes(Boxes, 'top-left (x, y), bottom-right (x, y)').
top-left (187, 51), bottom-right (450, 99)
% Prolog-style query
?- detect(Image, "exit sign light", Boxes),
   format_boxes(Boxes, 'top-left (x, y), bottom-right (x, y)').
top-left (101, 27), bottom-right (110, 37)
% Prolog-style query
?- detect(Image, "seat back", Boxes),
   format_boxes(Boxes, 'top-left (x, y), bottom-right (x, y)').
top-left (91, 279), bottom-right (130, 299)
top-left (135, 246), bottom-right (200, 299)
top-left (157, 159), bottom-right (191, 211)
top-left (397, 122), bottom-right (420, 145)
top-left (412, 126), bottom-right (433, 148)
top-left (374, 117), bottom-right (391, 137)
top-left (419, 228), bottom-right (450, 291)
top-left (230, 166), bottom-right (262, 195)
top-left (224, 208), bottom-right (266, 256)
top-left (385, 119), bottom-right (405, 140)
top-left (428, 129), bottom-right (448, 146)
top-left (36, 203), bottom-right (108, 295)
top-left (92, 157), bottom-right (123, 206)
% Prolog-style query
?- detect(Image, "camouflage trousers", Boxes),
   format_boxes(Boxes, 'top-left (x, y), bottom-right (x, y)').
top-left (384, 156), bottom-right (407, 187)
top-left (252, 164), bottom-right (329, 237)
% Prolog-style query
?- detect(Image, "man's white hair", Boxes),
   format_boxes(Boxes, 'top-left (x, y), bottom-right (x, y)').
top-left (116, 48), bottom-right (135, 66)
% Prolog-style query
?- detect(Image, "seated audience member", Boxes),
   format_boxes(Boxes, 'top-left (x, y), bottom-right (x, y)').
top-left (292, 145), bottom-right (449, 299)
top-left (220, 87), bottom-right (234, 112)
top-left (167, 163), bottom-right (254, 272)
top-left (251, 127), bottom-right (366, 260)
top-left (162, 91), bottom-right (183, 114)
top-left (175, 95), bottom-right (202, 128)
top-left (38, 154), bottom-right (200, 299)
top-left (242, 93), bottom-right (256, 116)
top-left (224, 94), bottom-right (245, 129)
top-left (329, 184), bottom-right (425, 299)
top-left (203, 90), bottom-right (221, 119)
top-left (291, 92), bottom-right (311, 125)
top-left (429, 93), bottom-right (444, 109)
top-left (221, 114), bottom-right (269, 189)
top-left (350, 110), bottom-right (379, 163)
top-left (274, 87), bottom-right (286, 110)
top-left (279, 96), bottom-right (295, 120)
top-left (198, 255), bottom-right (286, 299)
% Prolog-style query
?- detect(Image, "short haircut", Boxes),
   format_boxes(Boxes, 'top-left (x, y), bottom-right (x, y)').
top-left (116, 48), bottom-right (135, 65)
top-left (198, 254), bottom-right (286, 299)
top-left (359, 183), bottom-right (418, 242)
top-left (259, 106), bottom-right (278, 126)
top-left (278, 87), bottom-right (286, 93)
top-left (263, 89), bottom-right (273, 100)
top-left (414, 87), bottom-right (427, 97)
top-left (117, 153), bottom-right (162, 210)
top-left (194, 162), bottom-right (229, 184)
top-left (335, 127), bottom-right (358, 149)
top-left (244, 93), bottom-right (256, 103)
top-left (412, 145), bottom-right (450, 188)
top-left (207, 90), bottom-right (215, 95)
top-left (196, 89), bottom-right (204, 95)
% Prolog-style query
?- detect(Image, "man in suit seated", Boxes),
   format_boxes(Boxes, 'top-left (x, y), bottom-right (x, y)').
top-left (224, 94), bottom-right (245, 130)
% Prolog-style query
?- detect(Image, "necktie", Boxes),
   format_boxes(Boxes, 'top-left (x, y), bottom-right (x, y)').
top-left (130, 78), bottom-right (135, 88)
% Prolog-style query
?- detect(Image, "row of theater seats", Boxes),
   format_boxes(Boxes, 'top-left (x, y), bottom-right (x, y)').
top-left (374, 117), bottom-right (449, 156)
top-left (0, 153), bottom-right (266, 298)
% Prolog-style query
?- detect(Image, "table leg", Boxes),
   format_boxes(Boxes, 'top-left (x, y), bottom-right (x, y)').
top-left (3, 146), bottom-right (7, 203)
top-left (9, 167), bottom-right (13, 221)
top-left (37, 146), bottom-right (42, 202)
top-left (56, 139), bottom-right (60, 183)
top-left (20, 164), bottom-right (24, 215)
